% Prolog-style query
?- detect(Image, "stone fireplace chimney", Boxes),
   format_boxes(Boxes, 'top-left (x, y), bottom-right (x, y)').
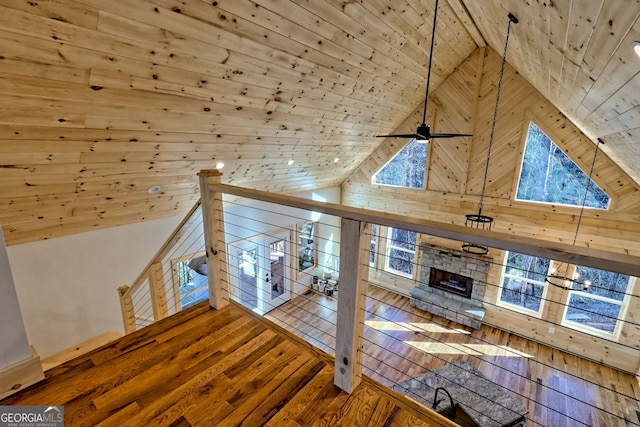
top-left (409, 244), bottom-right (491, 329)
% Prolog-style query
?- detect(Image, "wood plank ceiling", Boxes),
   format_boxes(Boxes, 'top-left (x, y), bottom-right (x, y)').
top-left (0, 0), bottom-right (638, 245)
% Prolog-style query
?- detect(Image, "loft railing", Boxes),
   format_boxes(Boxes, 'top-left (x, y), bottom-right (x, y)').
top-left (117, 200), bottom-right (207, 333)
top-left (119, 169), bottom-right (640, 426)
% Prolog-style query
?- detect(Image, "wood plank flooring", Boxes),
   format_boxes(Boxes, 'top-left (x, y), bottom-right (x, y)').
top-left (266, 285), bottom-right (640, 427)
top-left (0, 300), bottom-right (447, 427)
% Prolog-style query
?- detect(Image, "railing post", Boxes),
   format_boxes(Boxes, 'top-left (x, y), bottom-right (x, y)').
top-left (148, 261), bottom-right (168, 320)
top-left (334, 218), bottom-right (370, 393)
top-left (117, 285), bottom-right (136, 334)
top-left (198, 169), bottom-right (229, 309)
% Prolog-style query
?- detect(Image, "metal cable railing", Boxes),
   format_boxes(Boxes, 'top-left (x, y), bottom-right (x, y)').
top-left (117, 176), bottom-right (640, 427)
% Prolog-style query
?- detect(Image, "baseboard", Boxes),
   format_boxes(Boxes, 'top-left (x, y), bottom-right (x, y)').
top-left (0, 347), bottom-right (45, 400)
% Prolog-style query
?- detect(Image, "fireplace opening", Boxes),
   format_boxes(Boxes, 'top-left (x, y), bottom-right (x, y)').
top-left (429, 268), bottom-right (473, 299)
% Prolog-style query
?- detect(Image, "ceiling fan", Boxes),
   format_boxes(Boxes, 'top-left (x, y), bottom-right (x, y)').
top-left (377, 0), bottom-right (472, 143)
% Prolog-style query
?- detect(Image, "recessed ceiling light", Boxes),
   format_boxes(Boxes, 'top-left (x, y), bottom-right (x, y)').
top-left (634, 41), bottom-right (640, 58)
top-left (146, 185), bottom-right (161, 194)
top-left (215, 162), bottom-right (225, 169)
top-left (287, 159), bottom-right (294, 165)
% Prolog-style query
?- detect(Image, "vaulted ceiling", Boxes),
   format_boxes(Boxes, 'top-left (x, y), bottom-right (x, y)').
top-left (1, 0), bottom-right (639, 245)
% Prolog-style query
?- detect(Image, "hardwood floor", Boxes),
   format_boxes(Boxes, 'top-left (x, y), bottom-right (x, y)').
top-left (0, 301), bottom-right (448, 427)
top-left (266, 285), bottom-right (640, 427)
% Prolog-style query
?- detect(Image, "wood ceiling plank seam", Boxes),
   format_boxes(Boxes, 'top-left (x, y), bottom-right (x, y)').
top-left (226, 0), bottom-right (431, 82)
top-left (0, 5), bottom-right (211, 83)
top-left (581, 26), bottom-right (640, 115)
top-left (588, 71), bottom-right (640, 126)
top-left (0, 57), bottom-right (89, 85)
top-left (1, 0), bottom-right (100, 29)
top-left (79, 112), bottom-right (349, 136)
top-left (0, 152), bottom-right (81, 165)
top-left (320, 0), bottom-right (417, 60)
top-left (444, 0), bottom-right (486, 47)
top-left (0, 109), bottom-right (86, 128)
top-left (289, 0), bottom-right (412, 71)
top-left (547, 0), bottom-right (574, 99)
top-left (372, 0), bottom-right (465, 64)
top-left (403, 0), bottom-right (478, 61)
top-left (0, 140), bottom-right (90, 152)
top-left (94, 0), bottom-right (410, 108)
top-left (581, 0), bottom-right (639, 80)
top-left (150, 0), bottom-right (421, 92)
top-left (595, 104), bottom-right (640, 136)
top-left (87, 70), bottom-right (366, 120)
top-left (75, 0), bottom-right (311, 73)
top-left (0, 29), bottom-right (68, 65)
top-left (360, 0), bottom-right (475, 70)
top-left (96, 13), bottom-right (376, 100)
top-left (457, 48), bottom-right (485, 196)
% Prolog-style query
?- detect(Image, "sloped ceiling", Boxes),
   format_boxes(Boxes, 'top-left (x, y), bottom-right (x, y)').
top-left (0, 0), bottom-right (638, 245)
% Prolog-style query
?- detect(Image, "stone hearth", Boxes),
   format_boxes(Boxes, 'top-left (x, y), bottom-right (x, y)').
top-left (410, 244), bottom-right (491, 329)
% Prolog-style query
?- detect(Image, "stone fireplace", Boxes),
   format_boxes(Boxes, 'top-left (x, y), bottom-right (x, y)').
top-left (410, 244), bottom-right (491, 329)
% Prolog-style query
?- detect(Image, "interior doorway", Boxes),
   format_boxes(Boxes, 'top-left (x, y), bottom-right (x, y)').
top-left (228, 230), bottom-right (291, 314)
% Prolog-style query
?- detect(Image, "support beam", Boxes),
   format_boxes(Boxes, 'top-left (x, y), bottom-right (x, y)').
top-left (198, 170), bottom-right (229, 309)
top-left (334, 219), bottom-right (370, 393)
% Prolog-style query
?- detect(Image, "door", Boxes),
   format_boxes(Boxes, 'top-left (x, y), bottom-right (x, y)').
top-left (228, 230), bottom-right (291, 314)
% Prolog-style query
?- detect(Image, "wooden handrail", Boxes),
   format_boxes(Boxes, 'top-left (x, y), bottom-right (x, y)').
top-left (208, 182), bottom-right (640, 278)
top-left (124, 199), bottom-right (202, 298)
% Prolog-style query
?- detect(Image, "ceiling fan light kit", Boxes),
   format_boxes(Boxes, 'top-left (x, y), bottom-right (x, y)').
top-left (376, 0), bottom-right (472, 142)
top-left (462, 12), bottom-right (518, 255)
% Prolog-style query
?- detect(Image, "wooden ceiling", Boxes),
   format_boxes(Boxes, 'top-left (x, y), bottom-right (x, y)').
top-left (0, 0), bottom-right (639, 245)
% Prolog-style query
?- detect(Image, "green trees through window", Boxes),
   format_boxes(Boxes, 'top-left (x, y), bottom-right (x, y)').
top-left (516, 122), bottom-right (610, 209)
top-left (372, 139), bottom-right (427, 189)
top-left (499, 251), bottom-right (550, 314)
top-left (563, 266), bottom-right (631, 334)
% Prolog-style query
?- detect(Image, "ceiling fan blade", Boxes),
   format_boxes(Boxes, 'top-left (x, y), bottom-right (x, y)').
top-left (376, 134), bottom-right (420, 138)
top-left (429, 133), bottom-right (473, 138)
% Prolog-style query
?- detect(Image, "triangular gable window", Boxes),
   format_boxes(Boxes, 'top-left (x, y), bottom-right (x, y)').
top-left (372, 139), bottom-right (427, 189)
top-left (516, 122), bottom-right (610, 209)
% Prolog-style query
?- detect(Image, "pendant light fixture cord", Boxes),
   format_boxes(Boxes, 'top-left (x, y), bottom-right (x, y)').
top-left (572, 138), bottom-right (603, 245)
top-left (478, 13), bottom-right (518, 214)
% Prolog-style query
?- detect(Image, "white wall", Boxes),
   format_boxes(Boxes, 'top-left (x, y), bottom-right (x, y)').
top-left (5, 187), bottom-right (342, 359)
top-left (6, 215), bottom-right (182, 358)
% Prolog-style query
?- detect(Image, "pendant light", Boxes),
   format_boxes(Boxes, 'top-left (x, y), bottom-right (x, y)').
top-left (545, 138), bottom-right (604, 291)
top-left (462, 13), bottom-right (518, 255)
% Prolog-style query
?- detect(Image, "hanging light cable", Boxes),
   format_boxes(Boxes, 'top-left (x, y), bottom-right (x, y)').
top-left (462, 12), bottom-right (518, 255)
top-left (545, 138), bottom-right (604, 290)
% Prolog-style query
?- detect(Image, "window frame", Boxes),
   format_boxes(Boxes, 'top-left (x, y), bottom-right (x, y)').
top-left (296, 220), bottom-right (317, 275)
top-left (383, 227), bottom-right (417, 279)
top-left (561, 270), bottom-right (634, 339)
top-left (513, 119), bottom-right (611, 210)
top-left (497, 251), bottom-right (550, 317)
top-left (371, 138), bottom-right (429, 190)
top-left (170, 251), bottom-right (208, 311)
